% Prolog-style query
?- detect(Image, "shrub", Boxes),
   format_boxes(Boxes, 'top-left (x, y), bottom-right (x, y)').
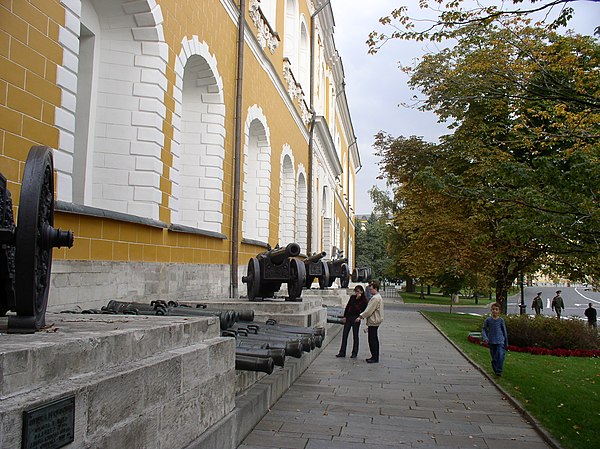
top-left (479, 314), bottom-right (600, 351)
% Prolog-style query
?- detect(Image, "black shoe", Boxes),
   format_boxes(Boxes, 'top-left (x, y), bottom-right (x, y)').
top-left (336, 353), bottom-right (345, 358)
top-left (366, 358), bottom-right (378, 363)
top-left (350, 354), bottom-right (357, 358)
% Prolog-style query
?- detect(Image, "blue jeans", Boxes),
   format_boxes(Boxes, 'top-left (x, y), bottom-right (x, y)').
top-left (489, 344), bottom-right (506, 374)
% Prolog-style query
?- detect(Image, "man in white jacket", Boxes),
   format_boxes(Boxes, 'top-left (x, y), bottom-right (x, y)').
top-left (356, 279), bottom-right (384, 363)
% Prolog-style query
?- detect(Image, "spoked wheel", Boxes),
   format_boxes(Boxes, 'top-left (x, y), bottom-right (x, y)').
top-left (0, 176), bottom-right (16, 316)
top-left (318, 261), bottom-right (330, 290)
top-left (242, 257), bottom-right (261, 301)
top-left (340, 263), bottom-right (350, 288)
top-left (287, 258), bottom-right (306, 301)
top-left (11, 146), bottom-right (73, 333)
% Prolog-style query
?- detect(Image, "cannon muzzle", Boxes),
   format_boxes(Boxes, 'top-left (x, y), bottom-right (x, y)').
top-left (328, 257), bottom-right (348, 266)
top-left (261, 242), bottom-right (301, 265)
top-left (304, 251), bottom-right (326, 264)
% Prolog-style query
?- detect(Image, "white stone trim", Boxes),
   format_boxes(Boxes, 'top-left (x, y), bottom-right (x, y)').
top-left (242, 105), bottom-right (272, 243)
top-left (278, 145), bottom-right (296, 246)
top-left (169, 37), bottom-right (226, 233)
top-left (295, 165), bottom-right (308, 254)
top-left (56, 0), bottom-right (166, 222)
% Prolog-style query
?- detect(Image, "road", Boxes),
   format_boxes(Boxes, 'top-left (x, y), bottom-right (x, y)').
top-left (381, 285), bottom-right (600, 320)
top-left (507, 285), bottom-right (600, 319)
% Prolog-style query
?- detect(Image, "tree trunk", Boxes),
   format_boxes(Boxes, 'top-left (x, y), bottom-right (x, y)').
top-left (495, 259), bottom-right (519, 315)
top-left (405, 277), bottom-right (415, 293)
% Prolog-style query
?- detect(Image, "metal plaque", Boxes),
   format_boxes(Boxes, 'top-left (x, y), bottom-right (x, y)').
top-left (22, 396), bottom-right (75, 449)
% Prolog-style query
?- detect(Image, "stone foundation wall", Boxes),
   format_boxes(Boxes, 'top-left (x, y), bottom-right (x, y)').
top-left (49, 260), bottom-right (237, 311)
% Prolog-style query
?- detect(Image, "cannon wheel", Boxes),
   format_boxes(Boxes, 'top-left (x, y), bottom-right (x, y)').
top-left (287, 258), bottom-right (306, 301)
top-left (318, 261), bottom-right (330, 290)
top-left (245, 257), bottom-right (261, 301)
top-left (340, 263), bottom-right (350, 288)
top-left (0, 182), bottom-right (16, 316)
top-left (351, 268), bottom-right (358, 283)
top-left (12, 146), bottom-right (55, 331)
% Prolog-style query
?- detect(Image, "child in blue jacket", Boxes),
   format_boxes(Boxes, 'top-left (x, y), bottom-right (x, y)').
top-left (482, 303), bottom-right (508, 376)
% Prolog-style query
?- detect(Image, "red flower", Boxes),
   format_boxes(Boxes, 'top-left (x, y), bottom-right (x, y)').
top-left (467, 336), bottom-right (600, 357)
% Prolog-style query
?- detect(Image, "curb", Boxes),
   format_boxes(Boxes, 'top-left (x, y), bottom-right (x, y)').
top-left (420, 312), bottom-right (565, 449)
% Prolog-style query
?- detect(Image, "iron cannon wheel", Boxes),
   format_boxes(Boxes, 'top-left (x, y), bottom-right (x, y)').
top-left (0, 182), bottom-right (15, 315)
top-left (245, 257), bottom-right (261, 300)
top-left (14, 146), bottom-right (55, 329)
top-left (340, 263), bottom-right (350, 288)
top-left (287, 258), bottom-right (306, 301)
top-left (318, 261), bottom-right (330, 290)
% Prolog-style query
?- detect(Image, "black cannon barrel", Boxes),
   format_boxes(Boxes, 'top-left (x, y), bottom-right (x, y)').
top-left (103, 300), bottom-right (164, 315)
top-left (235, 354), bottom-right (274, 374)
top-left (327, 257), bottom-right (348, 266)
top-left (259, 328), bottom-right (319, 349)
top-left (261, 242), bottom-right (301, 265)
top-left (233, 334), bottom-right (305, 357)
top-left (232, 325), bottom-right (313, 352)
top-left (263, 319), bottom-right (326, 338)
top-left (304, 251), bottom-right (326, 264)
top-left (235, 346), bottom-right (285, 367)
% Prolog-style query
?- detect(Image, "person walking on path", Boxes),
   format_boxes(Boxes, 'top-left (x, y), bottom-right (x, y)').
top-left (584, 303), bottom-right (597, 329)
top-left (482, 302), bottom-right (508, 377)
top-left (551, 290), bottom-right (565, 319)
top-left (531, 292), bottom-right (543, 316)
top-left (364, 280), bottom-right (373, 300)
top-left (336, 285), bottom-right (368, 358)
top-left (356, 279), bottom-right (383, 363)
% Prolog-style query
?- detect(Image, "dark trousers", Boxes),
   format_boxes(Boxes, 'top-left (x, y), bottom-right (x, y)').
top-left (489, 344), bottom-right (506, 375)
top-left (367, 325), bottom-right (379, 361)
top-left (338, 318), bottom-right (360, 356)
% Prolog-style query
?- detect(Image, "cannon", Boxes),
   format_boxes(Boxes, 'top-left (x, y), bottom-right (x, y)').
top-left (351, 267), bottom-right (372, 283)
top-left (0, 146), bottom-right (74, 333)
top-left (101, 300), bottom-right (247, 330)
top-left (235, 354), bottom-right (274, 374)
top-left (222, 329), bottom-right (304, 358)
top-left (324, 305), bottom-right (345, 324)
top-left (241, 242), bottom-right (306, 301)
top-left (234, 345), bottom-right (285, 367)
top-left (325, 257), bottom-right (350, 288)
top-left (302, 251), bottom-right (329, 289)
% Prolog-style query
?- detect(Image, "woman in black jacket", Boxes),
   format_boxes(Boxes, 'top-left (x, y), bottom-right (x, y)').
top-left (336, 285), bottom-right (368, 358)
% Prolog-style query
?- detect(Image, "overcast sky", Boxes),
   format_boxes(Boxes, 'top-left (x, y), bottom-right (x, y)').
top-left (329, 0), bottom-right (599, 215)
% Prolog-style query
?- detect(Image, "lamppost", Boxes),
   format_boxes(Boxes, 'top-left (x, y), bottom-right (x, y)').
top-left (519, 272), bottom-right (526, 315)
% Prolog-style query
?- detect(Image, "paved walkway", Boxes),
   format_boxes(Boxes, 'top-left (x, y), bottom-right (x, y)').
top-left (238, 307), bottom-right (551, 449)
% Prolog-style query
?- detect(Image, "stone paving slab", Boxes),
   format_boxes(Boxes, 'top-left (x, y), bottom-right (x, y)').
top-left (238, 309), bottom-right (552, 449)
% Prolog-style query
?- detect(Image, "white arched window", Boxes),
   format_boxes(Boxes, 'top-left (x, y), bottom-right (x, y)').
top-left (284, 0), bottom-right (299, 70)
top-left (321, 185), bottom-right (331, 254)
top-left (296, 168), bottom-right (308, 253)
top-left (242, 106), bottom-right (272, 243)
top-left (58, 0), bottom-right (167, 220)
top-left (279, 147), bottom-right (296, 246)
top-left (170, 40), bottom-right (226, 233)
top-left (261, 0), bottom-right (277, 29)
top-left (298, 18), bottom-right (310, 92)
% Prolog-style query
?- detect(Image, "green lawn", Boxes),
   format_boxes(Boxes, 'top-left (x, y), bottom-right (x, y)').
top-left (423, 311), bottom-right (600, 449)
top-left (400, 291), bottom-right (489, 307)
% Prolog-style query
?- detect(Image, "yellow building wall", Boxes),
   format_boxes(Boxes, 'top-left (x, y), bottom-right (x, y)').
top-left (0, 0), bottom-right (63, 207)
top-left (2, 0), bottom-right (350, 273)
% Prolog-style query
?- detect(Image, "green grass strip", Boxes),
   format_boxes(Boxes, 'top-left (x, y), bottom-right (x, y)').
top-left (423, 311), bottom-right (600, 449)
top-left (401, 291), bottom-right (488, 307)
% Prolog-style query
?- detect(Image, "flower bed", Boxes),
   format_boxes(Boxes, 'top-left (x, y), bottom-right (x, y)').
top-left (467, 334), bottom-right (600, 357)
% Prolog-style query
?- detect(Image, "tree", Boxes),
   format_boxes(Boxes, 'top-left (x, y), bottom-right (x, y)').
top-left (367, 0), bottom-right (598, 54)
top-left (354, 213), bottom-right (394, 283)
top-left (374, 21), bottom-right (600, 311)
